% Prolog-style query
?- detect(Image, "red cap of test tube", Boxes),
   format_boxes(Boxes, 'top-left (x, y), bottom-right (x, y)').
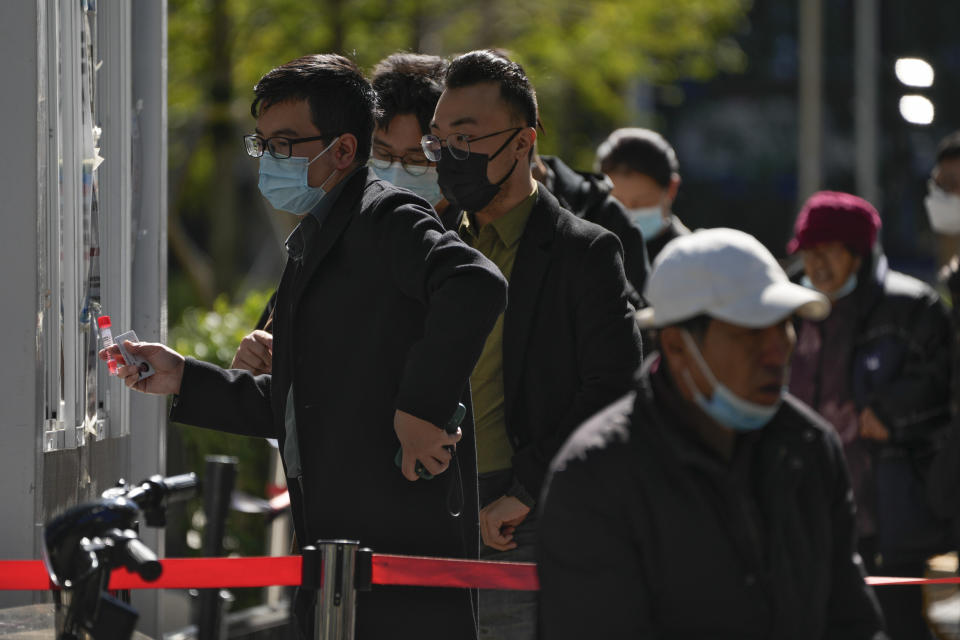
top-left (97, 316), bottom-right (118, 375)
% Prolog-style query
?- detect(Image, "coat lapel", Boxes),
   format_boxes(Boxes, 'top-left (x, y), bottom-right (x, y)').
top-left (503, 187), bottom-right (558, 420)
top-left (290, 168), bottom-right (368, 306)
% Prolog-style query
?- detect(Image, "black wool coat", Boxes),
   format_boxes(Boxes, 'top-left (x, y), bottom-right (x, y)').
top-left (443, 185), bottom-right (642, 501)
top-left (539, 155), bottom-right (650, 306)
top-left (170, 168), bottom-right (507, 639)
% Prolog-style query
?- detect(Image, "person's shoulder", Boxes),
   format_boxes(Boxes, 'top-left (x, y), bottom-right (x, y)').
top-left (882, 267), bottom-right (941, 305)
top-left (550, 392), bottom-right (637, 476)
top-left (538, 187), bottom-right (618, 249)
top-left (541, 155), bottom-right (612, 215)
top-left (360, 168), bottom-right (440, 221)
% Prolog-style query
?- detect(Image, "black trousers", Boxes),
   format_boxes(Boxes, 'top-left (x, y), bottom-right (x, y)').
top-left (859, 536), bottom-right (934, 640)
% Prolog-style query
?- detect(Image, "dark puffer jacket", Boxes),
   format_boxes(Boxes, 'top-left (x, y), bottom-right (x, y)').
top-left (790, 252), bottom-right (952, 559)
top-left (848, 254), bottom-right (951, 444)
top-left (538, 364), bottom-right (887, 640)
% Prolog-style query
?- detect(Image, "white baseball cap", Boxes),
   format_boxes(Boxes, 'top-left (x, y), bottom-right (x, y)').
top-left (635, 227), bottom-right (830, 329)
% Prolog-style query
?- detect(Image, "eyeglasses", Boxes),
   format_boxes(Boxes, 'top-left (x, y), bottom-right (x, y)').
top-left (243, 134), bottom-right (328, 159)
top-left (421, 127), bottom-right (522, 162)
top-left (369, 149), bottom-right (433, 176)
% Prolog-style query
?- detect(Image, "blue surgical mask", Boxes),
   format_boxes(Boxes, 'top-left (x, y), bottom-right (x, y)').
top-left (680, 331), bottom-right (782, 431)
top-left (801, 273), bottom-right (858, 301)
top-left (258, 136), bottom-right (340, 214)
top-left (369, 161), bottom-right (444, 206)
top-left (626, 206), bottom-right (667, 239)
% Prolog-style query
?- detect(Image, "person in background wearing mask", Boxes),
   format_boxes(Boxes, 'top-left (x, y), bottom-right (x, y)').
top-left (925, 131), bottom-right (960, 412)
top-left (426, 50), bottom-right (642, 639)
top-left (595, 127), bottom-right (689, 260)
top-left (538, 228), bottom-right (887, 639)
top-left (106, 54), bottom-right (507, 640)
top-left (368, 53), bottom-right (448, 209)
top-left (230, 52), bottom-right (451, 374)
top-left (787, 191), bottom-right (951, 640)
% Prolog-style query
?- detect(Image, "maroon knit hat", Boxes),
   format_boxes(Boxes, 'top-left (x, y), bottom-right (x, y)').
top-left (787, 190), bottom-right (881, 256)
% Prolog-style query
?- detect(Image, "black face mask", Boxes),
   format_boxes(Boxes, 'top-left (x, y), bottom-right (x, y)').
top-left (436, 130), bottom-right (520, 213)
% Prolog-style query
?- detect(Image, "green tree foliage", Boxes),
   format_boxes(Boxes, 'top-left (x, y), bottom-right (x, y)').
top-left (165, 0), bottom-right (752, 603)
top-left (168, 0), bottom-right (752, 311)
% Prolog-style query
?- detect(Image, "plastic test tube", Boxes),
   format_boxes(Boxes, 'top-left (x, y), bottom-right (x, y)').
top-left (97, 316), bottom-right (119, 375)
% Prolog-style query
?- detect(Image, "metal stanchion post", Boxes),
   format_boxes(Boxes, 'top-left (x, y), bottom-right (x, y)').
top-left (304, 540), bottom-right (361, 640)
top-left (197, 455), bottom-right (238, 640)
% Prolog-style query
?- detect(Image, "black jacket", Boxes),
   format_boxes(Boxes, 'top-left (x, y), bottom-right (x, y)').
top-left (442, 186), bottom-right (642, 501)
top-left (850, 254), bottom-right (951, 444)
top-left (170, 168), bottom-right (507, 639)
top-left (539, 155), bottom-right (650, 304)
top-left (646, 215), bottom-right (690, 261)
top-left (539, 363), bottom-right (887, 640)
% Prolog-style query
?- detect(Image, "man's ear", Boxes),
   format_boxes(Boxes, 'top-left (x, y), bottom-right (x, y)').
top-left (332, 133), bottom-right (358, 169)
top-left (515, 126), bottom-right (537, 160)
top-left (667, 173), bottom-right (681, 202)
top-left (659, 326), bottom-right (686, 360)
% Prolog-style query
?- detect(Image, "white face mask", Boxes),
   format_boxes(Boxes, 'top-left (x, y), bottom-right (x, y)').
top-left (369, 160), bottom-right (444, 206)
top-left (626, 205), bottom-right (667, 239)
top-left (925, 180), bottom-right (960, 234)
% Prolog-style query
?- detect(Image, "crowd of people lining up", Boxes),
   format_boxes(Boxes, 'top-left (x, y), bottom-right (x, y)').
top-left (101, 48), bottom-right (960, 639)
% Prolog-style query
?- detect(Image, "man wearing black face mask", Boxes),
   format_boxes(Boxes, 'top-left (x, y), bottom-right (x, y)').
top-left (425, 50), bottom-right (642, 639)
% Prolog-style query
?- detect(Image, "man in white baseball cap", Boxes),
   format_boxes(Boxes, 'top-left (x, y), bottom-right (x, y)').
top-left (538, 228), bottom-right (888, 639)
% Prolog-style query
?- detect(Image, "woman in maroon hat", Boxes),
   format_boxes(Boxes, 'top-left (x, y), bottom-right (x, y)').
top-left (787, 191), bottom-right (952, 640)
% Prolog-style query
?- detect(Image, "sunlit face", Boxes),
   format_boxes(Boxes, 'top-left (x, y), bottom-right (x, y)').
top-left (665, 317), bottom-right (796, 407)
top-left (255, 99), bottom-right (336, 188)
top-left (430, 82), bottom-right (533, 212)
top-left (801, 241), bottom-right (861, 297)
top-left (372, 113), bottom-right (432, 171)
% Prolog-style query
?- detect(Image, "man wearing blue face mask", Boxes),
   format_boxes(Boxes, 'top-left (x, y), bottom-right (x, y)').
top-left (368, 53), bottom-right (449, 210)
top-left (231, 54), bottom-right (452, 376)
top-left (787, 191), bottom-right (951, 640)
top-left (595, 127), bottom-right (690, 260)
top-left (539, 227), bottom-right (888, 639)
top-left (111, 54), bottom-right (507, 640)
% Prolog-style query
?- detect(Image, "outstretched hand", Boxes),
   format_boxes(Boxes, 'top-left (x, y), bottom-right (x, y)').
top-left (99, 341), bottom-right (186, 395)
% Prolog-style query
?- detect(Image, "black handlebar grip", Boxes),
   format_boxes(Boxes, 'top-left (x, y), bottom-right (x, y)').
top-left (123, 537), bottom-right (162, 582)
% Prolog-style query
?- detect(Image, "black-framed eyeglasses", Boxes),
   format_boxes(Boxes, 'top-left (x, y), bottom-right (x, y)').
top-left (243, 134), bottom-right (327, 159)
top-left (369, 149), bottom-right (433, 176)
top-left (421, 127), bottom-right (522, 162)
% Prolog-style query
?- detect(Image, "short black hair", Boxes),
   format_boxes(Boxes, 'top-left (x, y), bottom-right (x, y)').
top-left (371, 53), bottom-right (447, 135)
top-left (936, 130), bottom-right (960, 164)
top-left (445, 50), bottom-right (538, 128)
top-left (251, 54), bottom-right (378, 163)
top-left (595, 128), bottom-right (679, 188)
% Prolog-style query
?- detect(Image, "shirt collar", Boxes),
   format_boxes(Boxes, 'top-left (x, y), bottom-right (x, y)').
top-left (457, 185), bottom-right (538, 248)
top-left (308, 164), bottom-right (362, 225)
top-left (284, 165), bottom-right (362, 262)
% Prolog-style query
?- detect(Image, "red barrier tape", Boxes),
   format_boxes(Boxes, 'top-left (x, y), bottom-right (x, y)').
top-left (372, 554), bottom-right (539, 591)
top-left (0, 556), bottom-right (946, 591)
